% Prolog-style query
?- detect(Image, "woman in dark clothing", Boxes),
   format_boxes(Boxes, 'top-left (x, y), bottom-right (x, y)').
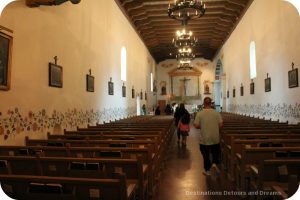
top-left (174, 103), bottom-right (189, 143)
top-left (164, 104), bottom-right (173, 115)
top-left (155, 106), bottom-right (161, 115)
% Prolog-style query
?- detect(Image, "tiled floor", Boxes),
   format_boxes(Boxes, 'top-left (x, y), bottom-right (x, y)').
top-left (155, 124), bottom-right (243, 200)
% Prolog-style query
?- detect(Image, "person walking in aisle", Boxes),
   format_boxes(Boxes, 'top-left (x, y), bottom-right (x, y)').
top-left (174, 103), bottom-right (189, 144)
top-left (193, 97), bottom-right (223, 175)
top-left (177, 112), bottom-right (190, 146)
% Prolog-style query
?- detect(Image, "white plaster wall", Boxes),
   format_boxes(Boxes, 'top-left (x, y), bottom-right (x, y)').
top-left (213, 0), bottom-right (300, 123)
top-left (0, 0), bottom-right (155, 145)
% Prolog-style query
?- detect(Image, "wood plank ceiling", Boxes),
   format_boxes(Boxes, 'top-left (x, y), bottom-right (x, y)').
top-left (115, 0), bottom-right (253, 63)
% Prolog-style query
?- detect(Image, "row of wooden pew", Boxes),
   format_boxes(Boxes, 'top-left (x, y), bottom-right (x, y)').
top-left (0, 115), bottom-right (175, 200)
top-left (220, 113), bottom-right (300, 199)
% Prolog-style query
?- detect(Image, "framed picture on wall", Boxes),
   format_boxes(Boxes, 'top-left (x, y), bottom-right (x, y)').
top-left (0, 32), bottom-right (12, 91)
top-left (140, 90), bottom-right (143, 100)
top-left (288, 67), bottom-right (298, 88)
top-left (233, 88), bottom-right (235, 98)
top-left (132, 87), bottom-right (135, 99)
top-left (265, 75), bottom-right (271, 92)
top-left (250, 82), bottom-right (254, 94)
top-left (122, 84), bottom-right (126, 97)
top-left (227, 90), bottom-right (229, 98)
top-left (145, 92), bottom-right (147, 100)
top-left (49, 63), bottom-right (63, 88)
top-left (108, 77), bottom-right (114, 95)
top-left (86, 74), bottom-right (94, 92)
top-left (240, 84), bottom-right (244, 96)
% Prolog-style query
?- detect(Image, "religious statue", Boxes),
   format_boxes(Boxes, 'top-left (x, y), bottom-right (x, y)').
top-left (204, 80), bottom-right (211, 94)
top-left (160, 81), bottom-right (167, 95)
top-left (205, 84), bottom-right (209, 94)
top-left (180, 77), bottom-right (191, 96)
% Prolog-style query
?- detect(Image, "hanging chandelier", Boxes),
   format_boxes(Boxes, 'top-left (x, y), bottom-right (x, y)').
top-left (176, 47), bottom-right (195, 69)
top-left (168, 0), bottom-right (206, 25)
top-left (173, 29), bottom-right (197, 48)
top-left (176, 47), bottom-right (195, 60)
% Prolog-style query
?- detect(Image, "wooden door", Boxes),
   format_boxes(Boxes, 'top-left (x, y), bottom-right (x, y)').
top-left (158, 100), bottom-right (166, 114)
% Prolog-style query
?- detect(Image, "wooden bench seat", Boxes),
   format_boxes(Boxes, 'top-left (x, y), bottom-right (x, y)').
top-left (248, 159), bottom-right (300, 199)
top-left (233, 146), bottom-right (300, 191)
top-left (25, 137), bottom-right (159, 152)
top-left (224, 138), bottom-right (300, 180)
top-left (0, 155), bottom-right (147, 200)
top-left (0, 174), bottom-right (136, 200)
top-left (221, 133), bottom-right (300, 147)
top-left (222, 129), bottom-right (300, 134)
top-left (0, 116), bottom-right (175, 199)
top-left (0, 145), bottom-right (153, 162)
top-left (25, 137), bottom-right (162, 178)
top-left (0, 145), bottom-right (157, 199)
top-left (220, 134), bottom-right (300, 175)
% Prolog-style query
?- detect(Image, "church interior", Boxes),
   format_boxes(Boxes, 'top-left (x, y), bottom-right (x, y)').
top-left (0, 0), bottom-right (300, 199)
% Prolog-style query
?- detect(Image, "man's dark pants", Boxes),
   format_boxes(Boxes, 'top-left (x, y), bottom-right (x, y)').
top-left (199, 143), bottom-right (221, 171)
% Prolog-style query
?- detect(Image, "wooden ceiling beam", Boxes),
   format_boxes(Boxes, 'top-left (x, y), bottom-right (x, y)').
top-left (115, 0), bottom-right (253, 62)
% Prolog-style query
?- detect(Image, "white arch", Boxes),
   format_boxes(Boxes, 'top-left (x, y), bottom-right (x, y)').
top-left (284, 0), bottom-right (300, 16)
top-left (0, 0), bottom-right (19, 16)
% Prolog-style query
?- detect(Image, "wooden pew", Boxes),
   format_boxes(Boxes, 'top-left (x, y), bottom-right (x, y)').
top-left (63, 130), bottom-right (162, 136)
top-left (234, 146), bottom-right (300, 191)
top-left (75, 127), bottom-right (172, 143)
top-left (0, 155), bottom-right (147, 200)
top-left (224, 138), bottom-right (300, 180)
top-left (25, 137), bottom-right (159, 152)
top-left (0, 145), bottom-right (154, 200)
top-left (5, 116), bottom-right (175, 199)
top-left (62, 130), bottom-right (172, 157)
top-left (0, 174), bottom-right (136, 200)
top-left (0, 145), bottom-right (153, 163)
top-left (222, 129), bottom-right (300, 136)
top-left (221, 134), bottom-right (300, 176)
top-left (221, 133), bottom-right (300, 147)
top-left (271, 174), bottom-right (299, 200)
top-left (25, 136), bottom-right (165, 198)
top-left (248, 159), bottom-right (300, 200)
top-left (77, 125), bottom-right (175, 138)
top-left (25, 137), bottom-right (160, 174)
top-left (49, 132), bottom-right (162, 144)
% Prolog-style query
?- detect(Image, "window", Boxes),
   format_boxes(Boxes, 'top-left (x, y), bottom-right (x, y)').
top-left (121, 47), bottom-right (127, 81)
top-left (250, 41), bottom-right (257, 79)
top-left (283, 0), bottom-right (300, 16)
top-left (150, 73), bottom-right (153, 92)
top-left (0, 0), bottom-right (17, 16)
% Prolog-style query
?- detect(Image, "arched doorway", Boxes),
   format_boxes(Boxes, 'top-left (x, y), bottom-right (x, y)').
top-left (213, 60), bottom-right (226, 112)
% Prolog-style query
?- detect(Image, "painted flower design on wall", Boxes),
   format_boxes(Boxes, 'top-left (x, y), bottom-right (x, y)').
top-left (230, 103), bottom-right (300, 123)
top-left (160, 63), bottom-right (175, 68)
top-left (195, 62), bottom-right (209, 68)
top-left (0, 107), bottom-right (136, 140)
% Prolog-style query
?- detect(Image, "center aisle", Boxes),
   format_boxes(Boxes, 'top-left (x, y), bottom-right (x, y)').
top-left (155, 120), bottom-right (240, 200)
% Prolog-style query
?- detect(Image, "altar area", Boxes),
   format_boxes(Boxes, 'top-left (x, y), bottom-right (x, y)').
top-left (168, 67), bottom-right (205, 108)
